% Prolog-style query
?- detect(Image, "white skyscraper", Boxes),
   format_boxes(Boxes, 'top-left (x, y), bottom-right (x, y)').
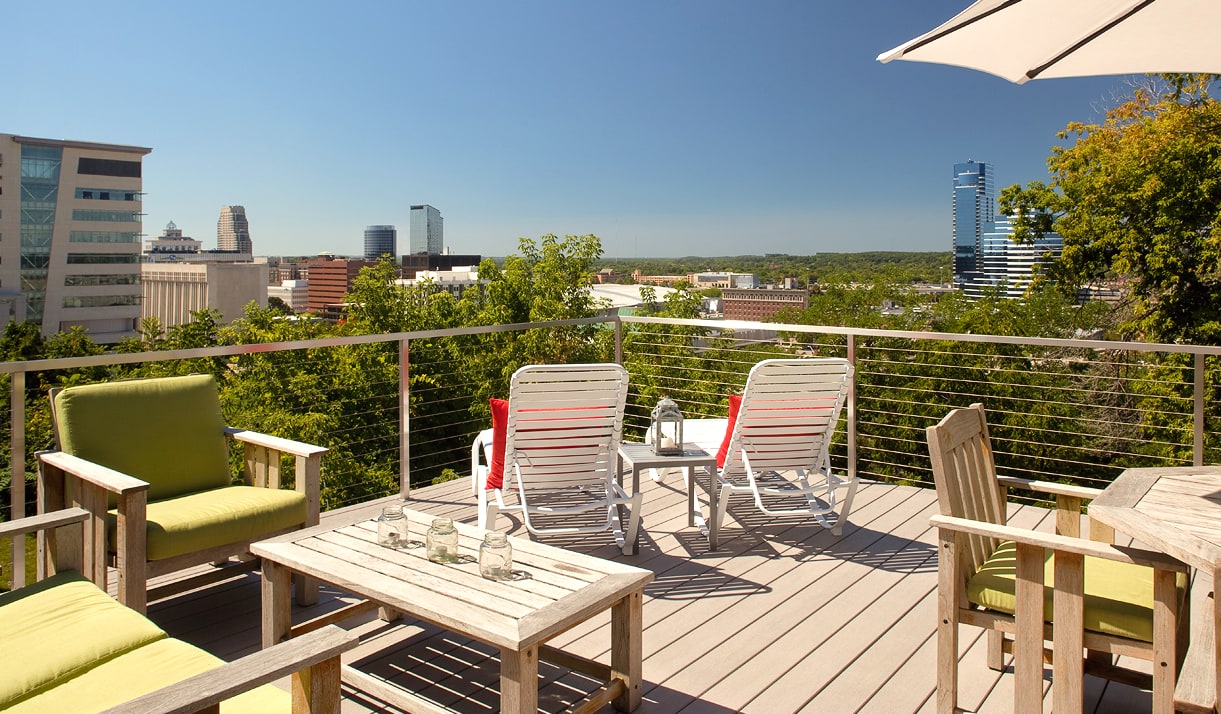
top-left (217, 205), bottom-right (253, 255)
top-left (409, 204), bottom-right (443, 255)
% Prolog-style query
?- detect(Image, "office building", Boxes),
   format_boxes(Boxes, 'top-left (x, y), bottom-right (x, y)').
top-left (217, 205), bottom-right (253, 254)
top-left (0, 133), bottom-right (150, 342)
top-left (409, 204), bottom-right (443, 255)
top-left (144, 221), bottom-right (202, 260)
top-left (962, 215), bottom-right (1064, 299)
top-left (364, 225), bottom-right (397, 260)
top-left (952, 161), bottom-right (995, 286)
top-left (141, 261), bottom-right (268, 327)
top-left (400, 252), bottom-right (482, 279)
top-left (721, 287), bottom-right (808, 321)
top-left (267, 279), bottom-right (309, 313)
top-left (304, 257), bottom-right (378, 318)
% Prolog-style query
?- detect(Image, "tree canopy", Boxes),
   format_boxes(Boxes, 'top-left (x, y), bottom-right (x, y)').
top-left (1001, 74), bottom-right (1221, 345)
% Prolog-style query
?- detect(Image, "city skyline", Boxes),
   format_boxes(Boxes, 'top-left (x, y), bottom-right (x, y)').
top-left (7, 1), bottom-right (1134, 258)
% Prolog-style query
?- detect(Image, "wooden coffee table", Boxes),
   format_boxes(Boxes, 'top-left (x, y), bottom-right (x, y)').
top-left (252, 506), bottom-right (653, 713)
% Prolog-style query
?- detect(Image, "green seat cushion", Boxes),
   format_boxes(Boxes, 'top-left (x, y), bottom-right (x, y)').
top-left (0, 571), bottom-right (167, 707)
top-left (109, 485), bottom-right (308, 561)
top-left (967, 539), bottom-right (1188, 643)
top-left (5, 637), bottom-right (290, 713)
top-left (54, 374), bottom-right (232, 501)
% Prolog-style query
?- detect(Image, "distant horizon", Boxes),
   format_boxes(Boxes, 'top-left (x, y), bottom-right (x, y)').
top-left (9, 1), bottom-right (1129, 258)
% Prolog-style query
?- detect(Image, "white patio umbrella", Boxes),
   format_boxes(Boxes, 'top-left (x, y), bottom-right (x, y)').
top-left (877, 0), bottom-right (1221, 84)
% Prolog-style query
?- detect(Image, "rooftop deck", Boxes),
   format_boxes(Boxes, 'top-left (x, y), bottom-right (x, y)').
top-left (144, 474), bottom-right (1157, 713)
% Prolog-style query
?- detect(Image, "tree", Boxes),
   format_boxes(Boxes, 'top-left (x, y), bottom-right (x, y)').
top-left (1001, 74), bottom-right (1221, 344)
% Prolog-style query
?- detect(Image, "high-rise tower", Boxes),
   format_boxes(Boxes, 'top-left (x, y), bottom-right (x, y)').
top-left (0, 133), bottom-right (150, 342)
top-left (409, 204), bottom-right (443, 255)
top-left (364, 225), bottom-right (397, 260)
top-left (217, 205), bottom-right (253, 255)
top-left (951, 161), bottom-right (994, 286)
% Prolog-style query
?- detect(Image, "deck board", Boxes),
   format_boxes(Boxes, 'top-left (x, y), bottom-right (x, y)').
top-left (140, 475), bottom-right (1156, 713)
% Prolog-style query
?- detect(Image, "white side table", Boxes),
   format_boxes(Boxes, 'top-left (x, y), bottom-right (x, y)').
top-left (617, 442), bottom-right (719, 553)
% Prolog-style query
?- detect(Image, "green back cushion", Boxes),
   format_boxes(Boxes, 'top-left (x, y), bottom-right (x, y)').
top-left (967, 540), bottom-right (1187, 643)
top-left (0, 571), bottom-right (168, 707)
top-left (54, 374), bottom-right (231, 501)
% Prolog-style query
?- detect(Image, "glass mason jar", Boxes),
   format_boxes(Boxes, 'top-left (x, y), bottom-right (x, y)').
top-left (479, 532), bottom-right (513, 580)
top-left (377, 505), bottom-right (407, 548)
top-left (426, 517), bottom-right (459, 563)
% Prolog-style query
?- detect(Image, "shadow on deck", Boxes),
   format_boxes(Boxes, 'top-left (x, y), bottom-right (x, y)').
top-left (144, 475), bottom-right (1156, 713)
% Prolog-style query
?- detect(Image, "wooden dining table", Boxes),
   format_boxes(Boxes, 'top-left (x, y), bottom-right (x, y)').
top-left (1089, 465), bottom-right (1221, 714)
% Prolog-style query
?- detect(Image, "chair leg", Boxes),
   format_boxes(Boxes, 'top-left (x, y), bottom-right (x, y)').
top-left (483, 503), bottom-right (500, 532)
top-left (937, 529), bottom-right (960, 714)
top-left (987, 629), bottom-right (1005, 671)
top-left (476, 487), bottom-right (489, 529)
top-left (831, 477), bottom-right (859, 537)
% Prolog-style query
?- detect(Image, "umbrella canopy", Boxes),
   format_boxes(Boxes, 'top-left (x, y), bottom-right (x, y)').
top-left (877, 0), bottom-right (1221, 84)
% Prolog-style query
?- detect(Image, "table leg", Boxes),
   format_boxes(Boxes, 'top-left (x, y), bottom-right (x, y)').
top-left (611, 589), bottom-right (644, 712)
top-left (1214, 565), bottom-right (1220, 714)
top-left (708, 465), bottom-right (719, 551)
top-left (261, 559), bottom-right (292, 648)
top-left (500, 644), bottom-right (539, 714)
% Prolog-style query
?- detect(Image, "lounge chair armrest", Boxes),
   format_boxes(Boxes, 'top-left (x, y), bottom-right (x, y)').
top-left (224, 427), bottom-right (329, 459)
top-left (0, 507), bottom-right (90, 539)
top-left (996, 476), bottom-right (1104, 501)
top-left (929, 514), bottom-right (1189, 573)
top-left (37, 450), bottom-right (149, 495)
top-left (100, 625), bottom-right (357, 714)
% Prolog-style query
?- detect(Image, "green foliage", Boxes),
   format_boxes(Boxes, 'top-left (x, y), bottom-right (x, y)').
top-left (1000, 74), bottom-right (1221, 345)
top-left (597, 252), bottom-right (952, 287)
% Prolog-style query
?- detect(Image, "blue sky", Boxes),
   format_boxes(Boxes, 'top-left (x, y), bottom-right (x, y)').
top-left (7, 1), bottom-right (1130, 258)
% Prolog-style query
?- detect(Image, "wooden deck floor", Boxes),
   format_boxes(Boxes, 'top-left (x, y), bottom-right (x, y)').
top-left (145, 474), bottom-right (1159, 713)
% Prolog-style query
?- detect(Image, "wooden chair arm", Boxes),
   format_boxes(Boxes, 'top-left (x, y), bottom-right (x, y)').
top-left (37, 450), bottom-right (150, 495)
top-left (99, 624), bottom-right (357, 714)
top-left (224, 428), bottom-right (329, 460)
top-left (929, 514), bottom-right (1189, 573)
top-left (0, 507), bottom-right (90, 539)
top-left (996, 476), bottom-right (1104, 501)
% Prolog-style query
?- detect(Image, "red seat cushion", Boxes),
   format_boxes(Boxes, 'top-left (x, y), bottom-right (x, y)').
top-left (715, 394), bottom-right (743, 469)
top-left (487, 398), bottom-right (508, 489)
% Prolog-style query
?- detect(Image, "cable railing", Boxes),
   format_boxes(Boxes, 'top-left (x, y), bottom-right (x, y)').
top-left (6, 314), bottom-right (1221, 537)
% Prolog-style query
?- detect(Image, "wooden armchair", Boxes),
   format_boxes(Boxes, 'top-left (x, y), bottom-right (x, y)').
top-left (38, 374), bottom-right (327, 613)
top-left (926, 403), bottom-right (1189, 714)
top-left (0, 506), bottom-right (354, 713)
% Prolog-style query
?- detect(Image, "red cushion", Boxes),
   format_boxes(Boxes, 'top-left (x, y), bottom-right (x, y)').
top-left (487, 398), bottom-right (508, 489)
top-left (715, 394), bottom-right (743, 469)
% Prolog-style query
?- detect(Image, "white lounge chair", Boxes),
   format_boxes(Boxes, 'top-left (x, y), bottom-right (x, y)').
top-left (674, 358), bottom-right (858, 536)
top-left (475, 363), bottom-right (642, 555)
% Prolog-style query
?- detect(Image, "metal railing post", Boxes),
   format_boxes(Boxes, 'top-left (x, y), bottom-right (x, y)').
top-left (614, 317), bottom-right (623, 365)
top-left (400, 337), bottom-right (411, 499)
top-left (1195, 352), bottom-right (1205, 467)
top-left (846, 334), bottom-right (857, 481)
top-left (10, 371), bottom-right (26, 588)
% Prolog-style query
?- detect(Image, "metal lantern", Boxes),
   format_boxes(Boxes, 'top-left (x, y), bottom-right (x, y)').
top-left (650, 397), bottom-right (684, 455)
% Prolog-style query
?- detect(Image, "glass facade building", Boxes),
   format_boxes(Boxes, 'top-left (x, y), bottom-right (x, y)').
top-left (952, 161), bottom-right (995, 286)
top-left (962, 215), bottom-right (1064, 299)
top-left (363, 225), bottom-right (397, 260)
top-left (1, 134), bottom-right (149, 342)
top-left (409, 204), bottom-right (443, 255)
